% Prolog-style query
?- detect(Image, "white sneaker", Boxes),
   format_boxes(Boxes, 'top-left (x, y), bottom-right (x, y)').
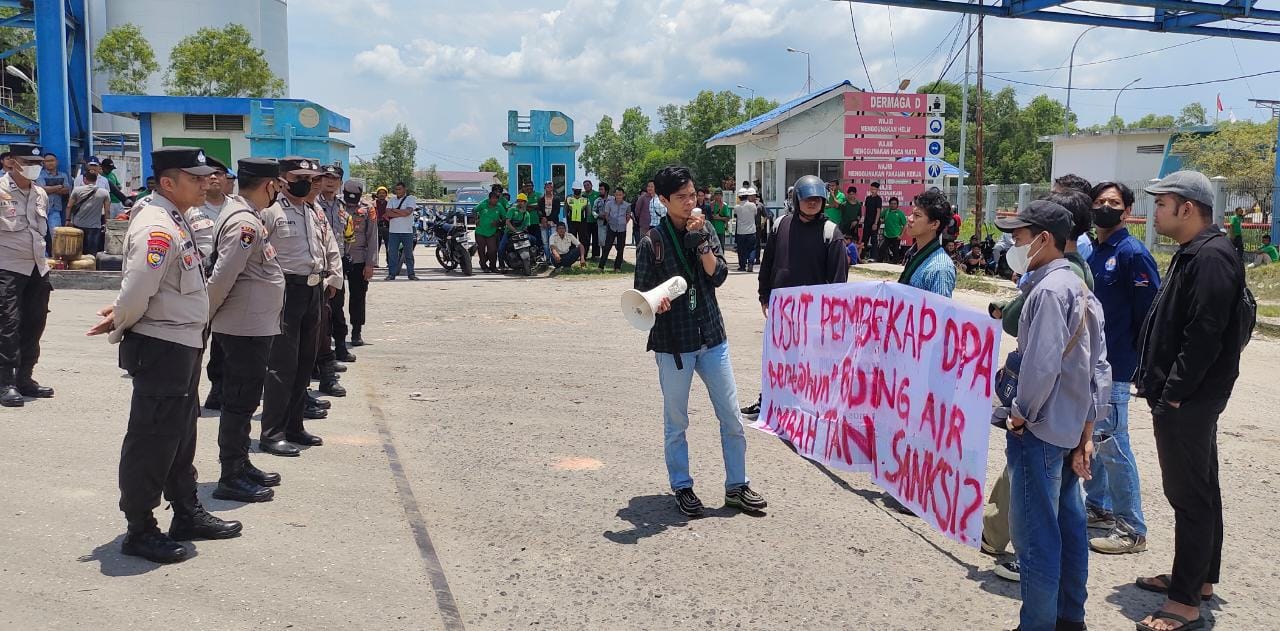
top-left (1090, 528), bottom-right (1148, 555)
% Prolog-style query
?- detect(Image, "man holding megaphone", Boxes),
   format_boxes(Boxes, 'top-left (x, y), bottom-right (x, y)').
top-left (632, 165), bottom-right (767, 518)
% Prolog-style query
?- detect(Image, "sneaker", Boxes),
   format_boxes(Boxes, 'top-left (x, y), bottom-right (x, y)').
top-left (1086, 506), bottom-right (1116, 530)
top-left (740, 397), bottom-right (761, 420)
top-left (1089, 528), bottom-right (1148, 555)
top-left (725, 484), bottom-right (768, 512)
top-left (994, 560), bottom-right (1020, 582)
top-left (674, 487), bottom-right (704, 517)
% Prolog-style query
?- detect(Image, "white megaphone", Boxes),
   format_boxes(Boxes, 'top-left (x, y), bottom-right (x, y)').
top-left (621, 276), bottom-right (689, 330)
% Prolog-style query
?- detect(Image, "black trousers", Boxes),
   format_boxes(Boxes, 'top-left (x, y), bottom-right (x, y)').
top-left (316, 284), bottom-right (336, 365)
top-left (261, 283), bottom-right (322, 443)
top-left (1151, 396), bottom-right (1228, 607)
top-left (214, 333), bottom-right (273, 477)
top-left (599, 229), bottom-right (626, 269)
top-left (117, 333), bottom-right (201, 530)
top-left (328, 280), bottom-right (348, 353)
top-left (205, 335), bottom-right (224, 399)
top-left (0, 267), bottom-right (51, 378)
top-left (345, 258), bottom-right (369, 335)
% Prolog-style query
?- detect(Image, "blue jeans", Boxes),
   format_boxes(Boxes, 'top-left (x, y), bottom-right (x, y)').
top-left (386, 232), bottom-right (416, 278)
top-left (734, 234), bottom-right (757, 270)
top-left (45, 210), bottom-right (63, 255)
top-left (1008, 430), bottom-right (1088, 631)
top-left (1083, 381), bottom-right (1147, 535)
top-left (654, 342), bottom-right (749, 491)
top-left (541, 225), bottom-right (554, 260)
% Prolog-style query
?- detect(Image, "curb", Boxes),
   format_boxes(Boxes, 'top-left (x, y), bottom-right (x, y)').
top-left (49, 270), bottom-right (122, 291)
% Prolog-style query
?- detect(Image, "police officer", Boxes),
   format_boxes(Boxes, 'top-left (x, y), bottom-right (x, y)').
top-left (342, 179), bottom-right (378, 346)
top-left (258, 157), bottom-right (341, 456)
top-left (315, 165), bottom-right (356, 363)
top-left (187, 156), bottom-right (234, 410)
top-left (205, 158), bottom-right (286, 502)
top-left (311, 166), bottom-right (347, 398)
top-left (0, 143), bottom-right (54, 407)
top-left (87, 146), bottom-right (240, 564)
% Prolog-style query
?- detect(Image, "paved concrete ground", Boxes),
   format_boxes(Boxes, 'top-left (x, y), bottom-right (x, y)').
top-left (2, 249), bottom-right (1277, 630)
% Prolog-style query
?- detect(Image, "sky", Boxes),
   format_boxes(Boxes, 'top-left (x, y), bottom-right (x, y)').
top-left (287, 0), bottom-right (1279, 172)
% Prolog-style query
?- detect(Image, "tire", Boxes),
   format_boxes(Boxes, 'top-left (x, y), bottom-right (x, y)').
top-left (518, 251), bottom-right (532, 277)
top-left (436, 245), bottom-right (457, 271)
top-left (456, 244), bottom-right (473, 276)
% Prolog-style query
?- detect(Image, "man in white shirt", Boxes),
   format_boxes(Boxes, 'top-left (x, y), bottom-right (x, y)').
top-left (73, 157), bottom-right (111, 192)
top-left (548, 222), bottom-right (582, 274)
top-left (733, 188), bottom-right (759, 272)
top-left (384, 181), bottom-right (418, 280)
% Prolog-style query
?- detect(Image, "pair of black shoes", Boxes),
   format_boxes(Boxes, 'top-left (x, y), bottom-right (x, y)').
top-left (212, 461), bottom-right (280, 503)
top-left (122, 504), bottom-right (242, 564)
top-left (259, 430), bottom-right (323, 457)
top-left (1, 379), bottom-right (53, 407)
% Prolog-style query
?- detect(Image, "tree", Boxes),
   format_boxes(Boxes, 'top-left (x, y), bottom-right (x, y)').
top-left (579, 114), bottom-right (625, 188)
top-left (1173, 121), bottom-right (1276, 221)
top-left (0, 8), bottom-right (35, 119)
top-left (371, 124), bottom-right (417, 191)
top-left (94, 24), bottom-right (159, 94)
top-left (164, 24), bottom-right (285, 97)
top-left (1128, 113), bottom-right (1175, 129)
top-left (415, 164), bottom-right (445, 199)
top-left (477, 157), bottom-right (507, 187)
top-left (1176, 102), bottom-right (1208, 127)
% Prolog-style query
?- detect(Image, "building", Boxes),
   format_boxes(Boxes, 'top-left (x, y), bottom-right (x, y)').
top-left (101, 95), bottom-right (350, 180)
top-left (1042, 126), bottom-right (1215, 183)
top-left (417, 170), bottom-right (500, 195)
top-left (502, 110), bottom-right (579, 197)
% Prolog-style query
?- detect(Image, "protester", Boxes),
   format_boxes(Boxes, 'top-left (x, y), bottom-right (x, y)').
top-left (374, 186), bottom-right (390, 261)
top-left (594, 183), bottom-right (612, 259)
top-left (840, 185), bottom-right (862, 239)
top-left (880, 196), bottom-right (907, 263)
top-left (1229, 206), bottom-right (1245, 261)
top-left (1053, 173), bottom-right (1096, 259)
top-left (634, 165), bottom-right (766, 517)
top-left (862, 182), bottom-right (883, 257)
top-left (1048, 190), bottom-right (1097, 287)
top-left (634, 180), bottom-right (653, 245)
top-left (342, 180), bottom-right (378, 347)
top-left (1252, 233), bottom-right (1278, 267)
top-left (732, 187), bottom-right (759, 272)
top-left (384, 181), bottom-right (418, 280)
top-left (741, 175), bottom-right (849, 420)
top-left (1134, 171), bottom-right (1248, 631)
top-left (548, 221), bottom-right (582, 274)
top-left (1085, 181), bottom-right (1160, 556)
top-left (599, 186), bottom-right (630, 271)
top-left (707, 190), bottom-right (731, 244)
top-left (823, 180), bottom-right (845, 225)
top-left (994, 199), bottom-right (1111, 631)
top-left (897, 190), bottom-right (956, 297)
top-left (0, 143), bottom-right (55, 407)
top-left (961, 236), bottom-right (985, 274)
top-left (535, 181), bottom-right (562, 260)
top-left (474, 190), bottom-right (504, 273)
top-left (65, 170), bottom-right (111, 255)
top-left (649, 182), bottom-right (667, 229)
top-left (74, 156), bottom-right (108, 191)
top-left (35, 152), bottom-right (69, 255)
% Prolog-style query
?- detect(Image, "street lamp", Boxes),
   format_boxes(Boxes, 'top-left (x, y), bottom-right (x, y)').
top-left (1063, 25), bottom-right (1100, 135)
top-left (785, 47), bottom-right (812, 94)
top-left (736, 84), bottom-right (755, 101)
top-left (6, 65), bottom-right (33, 86)
top-left (1113, 77), bottom-right (1142, 121)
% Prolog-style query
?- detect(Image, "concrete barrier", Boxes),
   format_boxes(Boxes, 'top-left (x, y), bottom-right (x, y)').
top-left (49, 270), bottom-right (121, 291)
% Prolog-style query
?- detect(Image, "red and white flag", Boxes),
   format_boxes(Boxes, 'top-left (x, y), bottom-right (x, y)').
top-left (1217, 94), bottom-right (1224, 112)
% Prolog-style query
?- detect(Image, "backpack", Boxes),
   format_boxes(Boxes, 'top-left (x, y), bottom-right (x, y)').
top-left (1238, 279), bottom-right (1258, 349)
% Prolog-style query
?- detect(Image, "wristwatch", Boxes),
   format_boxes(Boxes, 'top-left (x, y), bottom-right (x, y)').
top-left (697, 244), bottom-right (713, 256)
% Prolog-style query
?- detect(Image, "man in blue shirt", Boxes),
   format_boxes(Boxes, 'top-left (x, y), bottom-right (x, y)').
top-left (35, 152), bottom-right (70, 255)
top-left (1085, 181), bottom-right (1160, 556)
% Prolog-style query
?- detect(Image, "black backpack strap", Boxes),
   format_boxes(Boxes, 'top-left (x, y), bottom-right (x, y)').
top-left (647, 226), bottom-right (664, 264)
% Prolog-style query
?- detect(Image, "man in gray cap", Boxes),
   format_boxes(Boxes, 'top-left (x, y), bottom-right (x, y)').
top-left (1133, 170), bottom-right (1247, 631)
top-left (0, 143), bottom-right (54, 406)
top-left (993, 199), bottom-right (1111, 631)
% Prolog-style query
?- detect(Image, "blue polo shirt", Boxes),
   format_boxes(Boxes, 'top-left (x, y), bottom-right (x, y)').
top-left (1087, 228), bottom-right (1161, 383)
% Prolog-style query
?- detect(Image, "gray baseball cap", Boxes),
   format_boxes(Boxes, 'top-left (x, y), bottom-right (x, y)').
top-left (1144, 170), bottom-right (1213, 208)
top-left (995, 199), bottom-right (1074, 241)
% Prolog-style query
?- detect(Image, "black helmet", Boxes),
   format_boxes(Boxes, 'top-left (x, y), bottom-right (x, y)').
top-left (792, 175), bottom-right (826, 215)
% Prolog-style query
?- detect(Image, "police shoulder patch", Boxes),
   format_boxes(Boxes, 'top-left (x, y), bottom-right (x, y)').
top-left (240, 225), bottom-right (256, 249)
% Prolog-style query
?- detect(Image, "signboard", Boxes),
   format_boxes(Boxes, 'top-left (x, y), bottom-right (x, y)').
top-left (843, 160), bottom-right (926, 180)
top-left (845, 91), bottom-right (930, 114)
top-left (926, 94), bottom-right (946, 114)
top-left (844, 137), bottom-right (928, 159)
top-left (845, 115), bottom-right (930, 136)
top-left (927, 163), bottom-right (944, 179)
top-left (926, 139), bottom-right (945, 159)
top-left (926, 116), bottom-right (945, 136)
top-left (754, 282), bottom-right (1000, 547)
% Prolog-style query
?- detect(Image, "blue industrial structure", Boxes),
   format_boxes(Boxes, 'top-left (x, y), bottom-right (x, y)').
top-left (842, 0), bottom-right (1280, 41)
top-left (502, 110), bottom-right (580, 196)
top-left (100, 95), bottom-right (352, 178)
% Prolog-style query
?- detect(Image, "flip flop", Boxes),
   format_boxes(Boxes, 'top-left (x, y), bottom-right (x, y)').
top-left (1135, 610), bottom-right (1205, 631)
top-left (1135, 575), bottom-right (1215, 601)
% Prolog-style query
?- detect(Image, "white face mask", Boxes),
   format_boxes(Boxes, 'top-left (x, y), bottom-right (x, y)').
top-left (19, 164), bottom-right (42, 180)
top-left (1006, 234), bottom-right (1046, 275)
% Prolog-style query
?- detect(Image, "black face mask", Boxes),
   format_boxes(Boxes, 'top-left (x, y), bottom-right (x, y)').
top-left (1092, 207), bottom-right (1123, 229)
top-left (286, 178), bottom-right (312, 198)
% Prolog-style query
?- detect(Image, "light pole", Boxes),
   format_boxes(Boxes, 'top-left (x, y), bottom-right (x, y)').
top-left (736, 84), bottom-right (755, 101)
top-left (1113, 77), bottom-right (1141, 121)
top-left (1063, 25), bottom-right (1100, 135)
top-left (785, 47), bottom-right (812, 94)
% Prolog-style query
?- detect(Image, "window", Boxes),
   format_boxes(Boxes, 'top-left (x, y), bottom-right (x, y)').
top-left (748, 159), bottom-right (778, 204)
top-left (182, 114), bottom-right (244, 132)
top-left (784, 159), bottom-right (844, 191)
top-left (551, 164), bottom-right (566, 198)
top-left (516, 164), bottom-right (533, 190)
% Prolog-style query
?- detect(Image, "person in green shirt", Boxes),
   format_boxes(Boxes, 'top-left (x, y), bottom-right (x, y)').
top-left (1230, 206), bottom-right (1245, 260)
top-left (878, 197), bottom-right (907, 263)
top-left (565, 188), bottom-right (593, 259)
top-left (841, 185), bottom-right (863, 239)
top-left (824, 180), bottom-right (846, 225)
top-left (708, 190), bottom-right (732, 240)
top-left (473, 190), bottom-right (505, 272)
top-left (1253, 233), bottom-right (1278, 267)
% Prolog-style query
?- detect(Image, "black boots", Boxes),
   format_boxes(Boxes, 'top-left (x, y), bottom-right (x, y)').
top-left (0, 369), bottom-right (23, 407)
top-left (335, 339), bottom-right (356, 363)
top-left (350, 329), bottom-right (365, 347)
top-left (319, 362), bottom-right (346, 397)
top-left (122, 513), bottom-right (188, 564)
top-left (213, 461), bottom-right (275, 503)
top-left (16, 368), bottom-right (53, 398)
top-left (168, 500), bottom-right (243, 541)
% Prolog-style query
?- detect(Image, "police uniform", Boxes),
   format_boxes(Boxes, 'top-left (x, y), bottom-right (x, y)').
top-left (0, 143), bottom-right (54, 407)
top-left (110, 146), bottom-right (240, 563)
top-left (342, 180), bottom-right (379, 346)
top-left (258, 157), bottom-right (340, 456)
top-left (186, 156), bottom-right (235, 410)
top-left (315, 164), bottom-right (354, 364)
top-left (205, 158), bottom-right (286, 501)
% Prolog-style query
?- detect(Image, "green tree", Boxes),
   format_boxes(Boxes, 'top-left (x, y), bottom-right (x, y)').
top-left (1128, 113), bottom-right (1175, 129)
top-left (579, 114), bottom-right (625, 188)
top-left (371, 124), bottom-right (417, 191)
top-left (1173, 120), bottom-right (1275, 220)
top-left (348, 159), bottom-right (378, 186)
top-left (1176, 102), bottom-right (1208, 127)
top-left (415, 164), bottom-right (445, 199)
top-left (94, 24), bottom-right (159, 94)
top-left (477, 157), bottom-right (507, 187)
top-left (0, 8), bottom-right (35, 120)
top-left (164, 24), bottom-right (285, 97)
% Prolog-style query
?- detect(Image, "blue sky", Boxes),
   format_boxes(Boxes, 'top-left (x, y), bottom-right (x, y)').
top-left (288, 0), bottom-right (1278, 171)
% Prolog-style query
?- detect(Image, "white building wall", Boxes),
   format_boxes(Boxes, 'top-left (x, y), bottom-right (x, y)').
top-left (727, 97), bottom-right (847, 206)
top-left (149, 114), bottom-right (252, 162)
top-left (1050, 131), bottom-right (1171, 184)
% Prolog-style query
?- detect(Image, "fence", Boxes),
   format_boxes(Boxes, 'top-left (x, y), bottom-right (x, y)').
top-left (943, 179), bottom-right (1276, 253)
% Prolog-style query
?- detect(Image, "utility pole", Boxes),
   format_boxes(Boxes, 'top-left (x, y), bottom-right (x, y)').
top-left (974, 15), bottom-right (984, 235)
top-left (1251, 98), bottom-right (1280, 244)
top-left (958, 11), bottom-right (970, 214)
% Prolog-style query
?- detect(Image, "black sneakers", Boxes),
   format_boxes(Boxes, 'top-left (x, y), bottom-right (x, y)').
top-left (725, 485), bottom-right (768, 512)
top-left (675, 487), bottom-right (704, 517)
top-left (740, 395), bottom-right (761, 420)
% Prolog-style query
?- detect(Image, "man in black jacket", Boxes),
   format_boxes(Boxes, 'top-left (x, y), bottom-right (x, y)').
top-left (741, 175), bottom-right (849, 419)
top-left (1134, 170), bottom-right (1246, 631)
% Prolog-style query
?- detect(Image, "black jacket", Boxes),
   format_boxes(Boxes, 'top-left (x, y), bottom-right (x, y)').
top-left (758, 213), bottom-right (849, 305)
top-left (1136, 227), bottom-right (1245, 404)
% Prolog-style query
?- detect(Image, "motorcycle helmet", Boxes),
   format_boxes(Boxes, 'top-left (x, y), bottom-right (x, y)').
top-left (792, 174), bottom-right (826, 217)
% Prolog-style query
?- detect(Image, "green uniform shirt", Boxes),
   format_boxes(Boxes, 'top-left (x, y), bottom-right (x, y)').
top-left (503, 205), bottom-right (530, 232)
top-left (585, 190), bottom-right (600, 207)
top-left (825, 191), bottom-right (846, 225)
top-left (1261, 243), bottom-right (1279, 262)
top-left (841, 198), bottom-right (863, 230)
top-left (1230, 215), bottom-right (1243, 237)
top-left (709, 202), bottom-right (732, 236)
top-left (474, 201), bottom-right (504, 238)
top-left (882, 208), bottom-right (907, 239)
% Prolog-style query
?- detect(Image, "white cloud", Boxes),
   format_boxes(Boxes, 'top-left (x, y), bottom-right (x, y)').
top-left (447, 122), bottom-right (479, 141)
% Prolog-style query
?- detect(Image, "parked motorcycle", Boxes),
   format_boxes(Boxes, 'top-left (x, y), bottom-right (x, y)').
top-left (430, 213), bottom-right (475, 276)
top-left (500, 231), bottom-right (545, 277)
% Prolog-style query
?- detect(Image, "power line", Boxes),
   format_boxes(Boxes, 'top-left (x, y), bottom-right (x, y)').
top-left (922, 18), bottom-right (981, 93)
top-left (846, 1), bottom-right (875, 91)
top-left (900, 16), bottom-right (965, 83)
top-left (985, 68), bottom-right (1280, 91)
top-left (986, 36), bottom-right (1212, 74)
top-left (886, 6), bottom-right (901, 84)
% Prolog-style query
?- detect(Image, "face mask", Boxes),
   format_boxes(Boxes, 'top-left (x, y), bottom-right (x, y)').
top-left (19, 165), bottom-right (42, 180)
top-left (1006, 234), bottom-right (1047, 275)
top-left (1092, 207), bottom-right (1123, 229)
top-left (286, 178), bottom-right (312, 198)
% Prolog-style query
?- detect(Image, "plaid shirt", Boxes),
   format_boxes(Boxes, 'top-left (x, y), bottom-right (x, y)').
top-left (634, 217), bottom-right (729, 354)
